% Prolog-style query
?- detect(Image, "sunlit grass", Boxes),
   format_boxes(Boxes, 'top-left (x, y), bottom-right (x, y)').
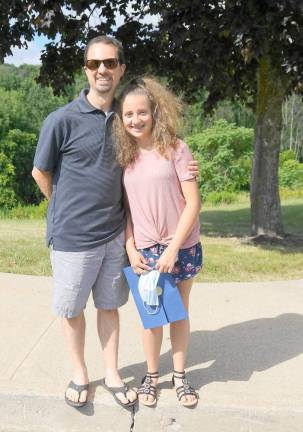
top-left (196, 236), bottom-right (303, 282)
top-left (0, 198), bottom-right (302, 282)
top-left (0, 220), bottom-right (50, 275)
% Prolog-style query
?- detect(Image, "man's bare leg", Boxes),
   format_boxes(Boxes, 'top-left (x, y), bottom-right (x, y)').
top-left (97, 308), bottom-right (137, 403)
top-left (62, 312), bottom-right (89, 404)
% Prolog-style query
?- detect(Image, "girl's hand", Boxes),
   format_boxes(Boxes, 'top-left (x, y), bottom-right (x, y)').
top-left (187, 160), bottom-right (199, 178)
top-left (127, 248), bottom-right (151, 275)
top-left (155, 247), bottom-right (178, 273)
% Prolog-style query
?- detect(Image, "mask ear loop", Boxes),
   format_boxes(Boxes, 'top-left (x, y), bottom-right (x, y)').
top-left (143, 302), bottom-right (161, 315)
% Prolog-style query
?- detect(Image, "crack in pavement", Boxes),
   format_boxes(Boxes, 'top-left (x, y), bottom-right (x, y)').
top-left (8, 317), bottom-right (58, 380)
top-left (129, 405), bottom-right (135, 432)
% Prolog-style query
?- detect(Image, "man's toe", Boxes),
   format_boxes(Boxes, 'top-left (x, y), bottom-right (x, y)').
top-left (79, 390), bottom-right (88, 403)
top-left (126, 388), bottom-right (137, 402)
top-left (66, 388), bottom-right (77, 403)
top-left (116, 392), bottom-right (130, 404)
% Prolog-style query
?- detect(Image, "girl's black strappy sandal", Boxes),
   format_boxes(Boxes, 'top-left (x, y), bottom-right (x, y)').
top-left (172, 370), bottom-right (199, 407)
top-left (137, 372), bottom-right (159, 406)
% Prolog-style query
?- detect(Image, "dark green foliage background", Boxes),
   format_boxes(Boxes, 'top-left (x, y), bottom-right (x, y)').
top-left (0, 64), bottom-right (302, 209)
top-left (0, 64), bottom-right (86, 208)
top-left (186, 120), bottom-right (254, 199)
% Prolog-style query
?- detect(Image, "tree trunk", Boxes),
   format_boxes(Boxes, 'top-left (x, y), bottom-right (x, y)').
top-left (251, 56), bottom-right (285, 237)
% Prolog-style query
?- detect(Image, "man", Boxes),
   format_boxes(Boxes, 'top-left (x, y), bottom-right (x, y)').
top-left (32, 35), bottom-right (198, 408)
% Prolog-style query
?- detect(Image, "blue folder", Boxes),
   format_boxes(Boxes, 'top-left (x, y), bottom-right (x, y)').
top-left (123, 266), bottom-right (188, 329)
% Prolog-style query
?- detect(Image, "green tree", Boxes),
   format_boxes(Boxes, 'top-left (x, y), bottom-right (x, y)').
top-left (0, 152), bottom-right (16, 208)
top-left (0, 65), bottom-right (69, 134)
top-left (20, 74), bottom-right (68, 134)
top-left (281, 93), bottom-right (303, 160)
top-left (2, 1), bottom-right (303, 237)
top-left (141, 1), bottom-right (303, 238)
top-left (187, 120), bottom-right (253, 197)
top-left (0, 87), bottom-right (28, 136)
top-left (0, 129), bottom-right (39, 204)
top-left (279, 151), bottom-right (303, 188)
top-left (0, 65), bottom-right (70, 207)
top-left (184, 93), bottom-right (256, 136)
top-left (0, 64), bottom-right (20, 90)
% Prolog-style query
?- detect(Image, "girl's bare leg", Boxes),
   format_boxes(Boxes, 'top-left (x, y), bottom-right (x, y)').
top-left (170, 278), bottom-right (197, 404)
top-left (140, 326), bottom-right (163, 403)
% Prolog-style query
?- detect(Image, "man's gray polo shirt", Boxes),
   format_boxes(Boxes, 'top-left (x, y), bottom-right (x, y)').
top-left (34, 89), bottom-right (125, 251)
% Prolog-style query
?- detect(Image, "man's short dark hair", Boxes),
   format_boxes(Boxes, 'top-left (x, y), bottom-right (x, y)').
top-left (84, 35), bottom-right (125, 65)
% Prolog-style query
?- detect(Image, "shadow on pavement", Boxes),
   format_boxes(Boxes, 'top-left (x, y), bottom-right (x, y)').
top-left (117, 313), bottom-right (303, 390)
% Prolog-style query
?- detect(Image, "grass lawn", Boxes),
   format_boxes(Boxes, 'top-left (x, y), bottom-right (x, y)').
top-left (197, 197), bottom-right (303, 282)
top-left (0, 198), bottom-right (302, 282)
top-left (0, 220), bottom-right (50, 276)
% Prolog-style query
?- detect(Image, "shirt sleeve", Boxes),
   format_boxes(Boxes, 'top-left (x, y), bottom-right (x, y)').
top-left (33, 112), bottom-right (64, 172)
top-left (172, 139), bottom-right (196, 182)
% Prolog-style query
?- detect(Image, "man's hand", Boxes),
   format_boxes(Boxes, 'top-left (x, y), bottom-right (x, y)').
top-left (187, 160), bottom-right (199, 178)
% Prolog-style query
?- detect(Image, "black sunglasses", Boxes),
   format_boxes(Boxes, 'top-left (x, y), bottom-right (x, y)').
top-left (85, 58), bottom-right (119, 71)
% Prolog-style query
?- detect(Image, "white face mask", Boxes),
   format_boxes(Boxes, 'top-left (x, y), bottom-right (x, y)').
top-left (138, 270), bottom-right (160, 310)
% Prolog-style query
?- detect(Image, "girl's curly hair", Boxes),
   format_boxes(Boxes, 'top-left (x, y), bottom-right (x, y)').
top-left (113, 76), bottom-right (183, 167)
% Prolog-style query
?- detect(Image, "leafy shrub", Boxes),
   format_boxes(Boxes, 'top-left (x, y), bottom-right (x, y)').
top-left (0, 64), bottom-right (69, 209)
top-left (280, 187), bottom-right (303, 199)
top-left (279, 156), bottom-right (303, 188)
top-left (186, 120), bottom-right (254, 198)
top-left (0, 129), bottom-right (41, 205)
top-left (280, 150), bottom-right (297, 164)
top-left (0, 152), bottom-right (16, 209)
top-left (183, 91), bottom-right (255, 136)
top-left (205, 191), bottom-right (238, 205)
top-left (8, 199), bottom-right (48, 219)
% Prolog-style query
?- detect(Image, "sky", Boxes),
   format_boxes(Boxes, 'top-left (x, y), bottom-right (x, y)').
top-left (4, 36), bottom-right (47, 66)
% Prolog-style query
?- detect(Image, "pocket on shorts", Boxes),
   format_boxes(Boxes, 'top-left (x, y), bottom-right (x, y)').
top-left (52, 250), bottom-right (83, 303)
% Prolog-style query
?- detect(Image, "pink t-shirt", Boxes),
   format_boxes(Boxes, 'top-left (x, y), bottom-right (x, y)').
top-left (123, 139), bottom-right (200, 249)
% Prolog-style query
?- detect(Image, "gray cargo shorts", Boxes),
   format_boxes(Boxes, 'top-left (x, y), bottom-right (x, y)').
top-left (50, 231), bottom-right (129, 318)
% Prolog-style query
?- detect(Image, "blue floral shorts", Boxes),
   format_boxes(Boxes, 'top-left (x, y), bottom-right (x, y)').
top-left (139, 242), bottom-right (203, 283)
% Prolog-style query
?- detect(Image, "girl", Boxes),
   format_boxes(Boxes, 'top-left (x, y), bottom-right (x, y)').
top-left (114, 77), bottom-right (202, 407)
